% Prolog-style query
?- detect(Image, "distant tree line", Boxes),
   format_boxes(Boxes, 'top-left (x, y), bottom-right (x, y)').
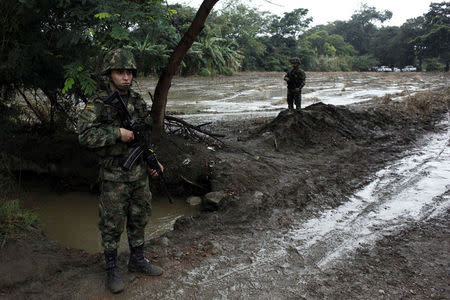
top-left (194, 1), bottom-right (448, 73)
top-left (0, 0), bottom-right (448, 131)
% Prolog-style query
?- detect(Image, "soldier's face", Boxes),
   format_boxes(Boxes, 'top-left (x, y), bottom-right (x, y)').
top-left (110, 69), bottom-right (133, 89)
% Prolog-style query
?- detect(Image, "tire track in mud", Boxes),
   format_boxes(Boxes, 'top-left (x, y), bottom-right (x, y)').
top-left (288, 121), bottom-right (450, 268)
top-left (129, 121), bottom-right (449, 299)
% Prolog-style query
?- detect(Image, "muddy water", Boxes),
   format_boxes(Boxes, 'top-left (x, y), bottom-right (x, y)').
top-left (134, 72), bottom-right (450, 123)
top-left (22, 187), bottom-right (198, 253)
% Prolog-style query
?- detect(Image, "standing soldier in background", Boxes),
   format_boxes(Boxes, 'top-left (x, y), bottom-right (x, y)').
top-left (78, 48), bottom-right (163, 294)
top-left (284, 57), bottom-right (306, 110)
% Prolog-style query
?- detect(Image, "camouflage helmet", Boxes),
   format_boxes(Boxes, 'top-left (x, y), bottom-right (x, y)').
top-left (290, 57), bottom-right (300, 64)
top-left (102, 48), bottom-right (137, 76)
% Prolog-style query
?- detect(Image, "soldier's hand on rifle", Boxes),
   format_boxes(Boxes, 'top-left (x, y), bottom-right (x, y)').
top-left (295, 87), bottom-right (300, 92)
top-left (147, 162), bottom-right (164, 179)
top-left (120, 128), bottom-right (134, 143)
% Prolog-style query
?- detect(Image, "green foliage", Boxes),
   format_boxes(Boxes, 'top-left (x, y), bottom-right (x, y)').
top-left (0, 0), bottom-right (172, 129)
top-left (262, 54), bottom-right (291, 71)
top-left (269, 8), bottom-right (312, 38)
top-left (412, 24), bottom-right (450, 69)
top-left (351, 55), bottom-right (379, 71)
top-left (183, 35), bottom-right (243, 75)
top-left (63, 63), bottom-right (97, 96)
top-left (328, 5), bottom-right (392, 55)
top-left (305, 30), bottom-right (356, 57)
top-left (94, 12), bottom-right (119, 20)
top-left (0, 199), bottom-right (40, 246)
top-left (424, 58), bottom-right (445, 71)
top-left (128, 40), bottom-right (172, 76)
top-left (199, 68), bottom-right (211, 76)
top-left (370, 26), bottom-right (403, 66)
top-left (409, 3), bottom-right (449, 70)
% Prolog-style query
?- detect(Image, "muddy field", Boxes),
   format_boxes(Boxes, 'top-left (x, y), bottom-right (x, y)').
top-left (137, 71), bottom-right (449, 122)
top-left (0, 73), bottom-right (449, 299)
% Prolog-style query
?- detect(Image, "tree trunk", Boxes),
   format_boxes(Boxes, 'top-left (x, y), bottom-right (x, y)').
top-left (150, 0), bottom-right (219, 142)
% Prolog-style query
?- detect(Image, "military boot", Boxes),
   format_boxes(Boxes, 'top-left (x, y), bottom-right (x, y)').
top-left (128, 245), bottom-right (163, 276)
top-left (104, 250), bottom-right (124, 293)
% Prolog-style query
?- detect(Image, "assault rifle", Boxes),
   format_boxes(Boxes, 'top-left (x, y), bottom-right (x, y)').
top-left (102, 90), bottom-right (174, 203)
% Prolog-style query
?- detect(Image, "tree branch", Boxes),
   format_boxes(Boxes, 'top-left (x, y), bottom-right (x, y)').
top-left (151, 0), bottom-right (220, 142)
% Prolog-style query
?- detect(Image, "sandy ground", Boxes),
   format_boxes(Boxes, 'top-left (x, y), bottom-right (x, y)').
top-left (0, 86), bottom-right (449, 299)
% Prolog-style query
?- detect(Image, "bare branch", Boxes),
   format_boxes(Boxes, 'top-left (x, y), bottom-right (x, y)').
top-left (165, 115), bottom-right (225, 138)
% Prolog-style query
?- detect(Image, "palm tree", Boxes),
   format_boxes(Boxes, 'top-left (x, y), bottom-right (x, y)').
top-left (128, 34), bottom-right (172, 75)
top-left (185, 35), bottom-right (243, 74)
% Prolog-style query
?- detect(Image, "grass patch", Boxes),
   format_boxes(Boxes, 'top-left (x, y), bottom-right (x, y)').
top-left (372, 87), bottom-right (450, 116)
top-left (403, 87), bottom-right (450, 116)
top-left (0, 199), bottom-right (40, 247)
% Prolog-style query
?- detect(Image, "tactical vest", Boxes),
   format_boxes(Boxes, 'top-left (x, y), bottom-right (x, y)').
top-left (78, 88), bottom-right (152, 182)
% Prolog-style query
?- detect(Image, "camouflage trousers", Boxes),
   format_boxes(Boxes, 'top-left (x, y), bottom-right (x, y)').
top-left (287, 89), bottom-right (302, 110)
top-left (99, 178), bottom-right (152, 252)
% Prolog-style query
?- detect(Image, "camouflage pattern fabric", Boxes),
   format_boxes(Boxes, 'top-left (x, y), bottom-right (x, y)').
top-left (286, 67), bottom-right (306, 90)
top-left (102, 48), bottom-right (137, 75)
top-left (286, 67), bottom-right (306, 110)
top-left (78, 86), bottom-right (153, 251)
top-left (287, 89), bottom-right (302, 110)
top-left (78, 87), bottom-right (152, 182)
top-left (99, 179), bottom-right (151, 251)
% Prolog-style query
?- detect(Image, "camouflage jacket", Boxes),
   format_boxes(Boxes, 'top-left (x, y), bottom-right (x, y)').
top-left (78, 86), bottom-right (152, 182)
top-left (286, 67), bottom-right (306, 90)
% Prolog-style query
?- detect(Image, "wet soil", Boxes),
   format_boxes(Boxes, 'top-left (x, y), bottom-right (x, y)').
top-left (0, 87), bottom-right (449, 299)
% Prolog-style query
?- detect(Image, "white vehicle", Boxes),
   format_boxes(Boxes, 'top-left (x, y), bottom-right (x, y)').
top-left (377, 66), bottom-right (392, 72)
top-left (402, 65), bottom-right (417, 72)
top-left (393, 67), bottom-right (401, 72)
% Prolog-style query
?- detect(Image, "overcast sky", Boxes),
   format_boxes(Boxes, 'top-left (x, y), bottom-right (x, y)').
top-left (170, 0), bottom-right (435, 26)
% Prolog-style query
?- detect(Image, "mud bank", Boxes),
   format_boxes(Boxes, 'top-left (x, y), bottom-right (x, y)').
top-left (0, 87), bottom-right (449, 299)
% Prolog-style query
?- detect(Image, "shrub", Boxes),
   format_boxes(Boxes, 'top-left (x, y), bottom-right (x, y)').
top-left (0, 199), bottom-right (40, 247)
top-left (351, 55), bottom-right (379, 71)
top-left (199, 68), bottom-right (211, 76)
top-left (222, 67), bottom-right (234, 76)
top-left (424, 58), bottom-right (445, 71)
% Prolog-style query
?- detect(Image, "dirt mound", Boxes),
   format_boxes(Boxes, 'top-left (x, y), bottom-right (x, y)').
top-left (258, 88), bottom-right (449, 152)
top-left (259, 103), bottom-right (371, 149)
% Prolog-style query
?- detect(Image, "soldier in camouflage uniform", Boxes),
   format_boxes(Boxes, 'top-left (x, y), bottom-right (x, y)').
top-left (284, 57), bottom-right (306, 110)
top-left (78, 48), bottom-right (163, 294)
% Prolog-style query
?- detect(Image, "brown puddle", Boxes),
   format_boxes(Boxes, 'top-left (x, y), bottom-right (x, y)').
top-left (21, 185), bottom-right (198, 253)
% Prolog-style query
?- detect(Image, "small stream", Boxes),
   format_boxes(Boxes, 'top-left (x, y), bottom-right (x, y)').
top-left (22, 187), bottom-right (198, 253)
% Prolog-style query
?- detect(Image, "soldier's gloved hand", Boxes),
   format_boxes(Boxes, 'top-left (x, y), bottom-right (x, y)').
top-left (147, 162), bottom-right (164, 179)
top-left (120, 128), bottom-right (134, 143)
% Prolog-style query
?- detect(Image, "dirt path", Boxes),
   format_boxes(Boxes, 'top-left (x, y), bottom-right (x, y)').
top-left (1, 88), bottom-right (449, 299)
